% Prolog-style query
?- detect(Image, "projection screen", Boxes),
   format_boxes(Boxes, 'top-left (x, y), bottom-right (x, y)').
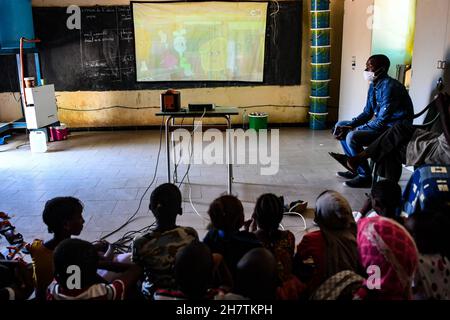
top-left (132, 1), bottom-right (268, 82)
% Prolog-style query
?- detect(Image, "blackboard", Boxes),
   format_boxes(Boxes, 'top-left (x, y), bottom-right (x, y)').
top-left (0, 1), bottom-right (302, 92)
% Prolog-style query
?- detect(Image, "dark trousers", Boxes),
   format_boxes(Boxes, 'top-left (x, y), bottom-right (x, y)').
top-left (364, 121), bottom-right (417, 181)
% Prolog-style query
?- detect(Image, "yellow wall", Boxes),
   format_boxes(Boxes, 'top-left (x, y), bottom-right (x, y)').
top-left (0, 0), bottom-right (344, 127)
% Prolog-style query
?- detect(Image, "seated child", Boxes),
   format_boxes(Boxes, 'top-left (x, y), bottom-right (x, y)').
top-left (355, 179), bottom-right (403, 224)
top-left (0, 260), bottom-right (34, 300)
top-left (215, 248), bottom-right (278, 300)
top-left (154, 241), bottom-right (230, 300)
top-left (27, 197), bottom-right (85, 300)
top-left (293, 191), bottom-right (360, 297)
top-left (203, 195), bottom-right (261, 278)
top-left (250, 193), bottom-right (305, 299)
top-left (355, 216), bottom-right (418, 300)
top-left (48, 238), bottom-right (142, 300)
top-left (132, 183), bottom-right (198, 298)
top-left (405, 204), bottom-right (450, 300)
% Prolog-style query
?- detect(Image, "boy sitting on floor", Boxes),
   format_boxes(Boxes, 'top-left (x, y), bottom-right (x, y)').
top-left (0, 260), bottom-right (34, 300)
top-left (154, 241), bottom-right (231, 300)
top-left (132, 183), bottom-right (199, 299)
top-left (48, 238), bottom-right (142, 300)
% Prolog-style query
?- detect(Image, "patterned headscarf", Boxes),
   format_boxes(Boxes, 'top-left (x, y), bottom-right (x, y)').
top-left (356, 216), bottom-right (418, 300)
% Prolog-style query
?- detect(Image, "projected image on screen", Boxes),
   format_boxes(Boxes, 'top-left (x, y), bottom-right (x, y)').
top-left (132, 2), bottom-right (268, 82)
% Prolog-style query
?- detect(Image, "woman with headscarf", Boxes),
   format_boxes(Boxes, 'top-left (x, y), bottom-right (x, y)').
top-left (354, 216), bottom-right (418, 300)
top-left (293, 190), bottom-right (361, 297)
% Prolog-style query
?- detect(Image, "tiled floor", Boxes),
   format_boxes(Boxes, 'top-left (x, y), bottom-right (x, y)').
top-left (0, 128), bottom-right (412, 251)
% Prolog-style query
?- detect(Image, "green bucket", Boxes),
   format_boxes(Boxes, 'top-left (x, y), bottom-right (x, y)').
top-left (311, 28), bottom-right (331, 46)
top-left (311, 0), bottom-right (330, 11)
top-left (311, 45), bottom-right (331, 63)
top-left (311, 62), bottom-right (331, 80)
top-left (311, 79), bottom-right (331, 97)
top-left (310, 96), bottom-right (330, 113)
top-left (311, 10), bottom-right (330, 29)
top-left (309, 112), bottom-right (328, 130)
top-left (248, 112), bottom-right (268, 131)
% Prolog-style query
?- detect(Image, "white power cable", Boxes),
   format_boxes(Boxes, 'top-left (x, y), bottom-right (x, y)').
top-left (178, 108), bottom-right (209, 221)
top-left (283, 202), bottom-right (307, 231)
top-left (178, 108), bottom-right (207, 186)
top-left (187, 173), bottom-right (209, 222)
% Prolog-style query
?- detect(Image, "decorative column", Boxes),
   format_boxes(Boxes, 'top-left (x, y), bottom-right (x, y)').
top-left (310, 0), bottom-right (331, 130)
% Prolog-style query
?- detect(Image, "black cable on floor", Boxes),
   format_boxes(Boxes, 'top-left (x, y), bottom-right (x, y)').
top-left (99, 117), bottom-right (164, 243)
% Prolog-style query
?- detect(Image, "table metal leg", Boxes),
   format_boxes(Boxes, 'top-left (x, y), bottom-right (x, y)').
top-left (225, 115), bottom-right (233, 194)
top-left (165, 116), bottom-right (172, 183)
top-left (162, 113), bottom-right (234, 194)
top-left (171, 117), bottom-right (178, 183)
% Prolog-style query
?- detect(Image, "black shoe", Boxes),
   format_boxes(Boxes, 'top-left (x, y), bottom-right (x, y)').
top-left (344, 175), bottom-right (372, 188)
top-left (328, 152), bottom-right (357, 174)
top-left (336, 171), bottom-right (357, 179)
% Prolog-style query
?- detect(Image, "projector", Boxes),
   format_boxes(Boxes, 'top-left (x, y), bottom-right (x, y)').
top-left (188, 103), bottom-right (215, 111)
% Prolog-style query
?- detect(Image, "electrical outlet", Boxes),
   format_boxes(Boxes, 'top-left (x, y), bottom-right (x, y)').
top-left (437, 60), bottom-right (448, 69)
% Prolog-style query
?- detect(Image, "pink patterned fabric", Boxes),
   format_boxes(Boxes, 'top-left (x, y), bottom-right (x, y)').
top-left (356, 216), bottom-right (418, 300)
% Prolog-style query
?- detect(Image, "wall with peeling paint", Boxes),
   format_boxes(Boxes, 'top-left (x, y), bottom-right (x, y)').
top-left (0, 0), bottom-right (344, 128)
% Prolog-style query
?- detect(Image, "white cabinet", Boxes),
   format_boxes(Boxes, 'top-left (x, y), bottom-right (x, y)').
top-left (24, 84), bottom-right (58, 129)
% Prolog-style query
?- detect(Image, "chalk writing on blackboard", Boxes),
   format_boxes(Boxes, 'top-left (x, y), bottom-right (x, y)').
top-left (80, 6), bottom-right (134, 82)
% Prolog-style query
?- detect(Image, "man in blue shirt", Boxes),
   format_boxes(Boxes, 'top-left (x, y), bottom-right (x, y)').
top-left (330, 54), bottom-right (414, 188)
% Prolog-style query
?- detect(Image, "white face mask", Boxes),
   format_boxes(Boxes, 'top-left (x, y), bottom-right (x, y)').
top-left (363, 70), bottom-right (376, 82)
